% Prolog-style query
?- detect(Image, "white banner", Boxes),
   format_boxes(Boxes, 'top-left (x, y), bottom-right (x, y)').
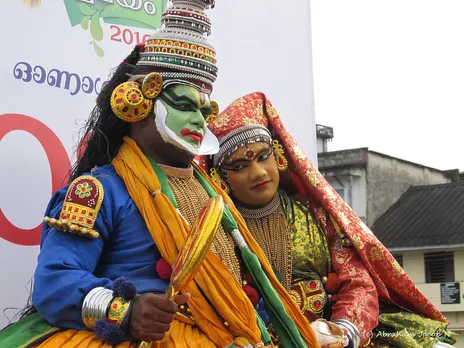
top-left (0, 0), bottom-right (315, 329)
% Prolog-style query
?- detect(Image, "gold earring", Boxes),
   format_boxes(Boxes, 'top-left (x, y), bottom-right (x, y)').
top-left (209, 168), bottom-right (230, 194)
top-left (110, 72), bottom-right (163, 123)
top-left (272, 139), bottom-right (288, 171)
top-left (205, 100), bottom-right (219, 123)
top-left (141, 72), bottom-right (163, 99)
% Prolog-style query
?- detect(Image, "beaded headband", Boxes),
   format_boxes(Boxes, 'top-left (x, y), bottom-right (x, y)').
top-left (213, 124), bottom-right (273, 168)
top-left (137, 0), bottom-right (217, 95)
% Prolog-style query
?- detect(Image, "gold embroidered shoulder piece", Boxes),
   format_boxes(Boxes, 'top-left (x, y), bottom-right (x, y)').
top-left (43, 175), bottom-right (104, 239)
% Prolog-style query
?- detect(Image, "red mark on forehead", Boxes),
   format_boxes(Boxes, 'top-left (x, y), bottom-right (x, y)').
top-left (199, 92), bottom-right (207, 106)
top-left (246, 149), bottom-right (255, 158)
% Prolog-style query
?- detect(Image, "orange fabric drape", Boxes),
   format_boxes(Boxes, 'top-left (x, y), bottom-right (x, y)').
top-left (32, 329), bottom-right (136, 348)
top-left (112, 137), bottom-right (318, 347)
top-left (112, 137), bottom-right (261, 347)
top-left (33, 134), bottom-right (320, 348)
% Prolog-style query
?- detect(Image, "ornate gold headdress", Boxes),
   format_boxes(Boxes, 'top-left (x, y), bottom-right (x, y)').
top-left (110, 0), bottom-right (218, 123)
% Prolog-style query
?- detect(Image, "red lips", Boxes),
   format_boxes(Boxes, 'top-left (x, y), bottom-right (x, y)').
top-left (181, 128), bottom-right (204, 143)
top-left (251, 181), bottom-right (271, 190)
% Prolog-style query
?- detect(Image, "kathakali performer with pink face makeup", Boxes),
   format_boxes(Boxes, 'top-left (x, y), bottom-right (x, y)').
top-left (202, 92), bottom-right (458, 348)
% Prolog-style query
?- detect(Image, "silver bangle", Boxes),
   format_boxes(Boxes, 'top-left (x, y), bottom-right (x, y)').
top-left (332, 319), bottom-right (361, 348)
top-left (81, 287), bottom-right (114, 330)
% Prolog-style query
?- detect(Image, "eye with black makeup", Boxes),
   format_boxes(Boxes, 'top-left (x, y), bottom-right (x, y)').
top-left (221, 161), bottom-right (245, 172)
top-left (258, 153), bottom-right (271, 162)
top-left (231, 163), bottom-right (247, 171)
top-left (222, 146), bottom-right (273, 172)
top-left (258, 147), bottom-right (273, 161)
top-left (159, 90), bottom-right (205, 114)
top-left (170, 102), bottom-right (196, 112)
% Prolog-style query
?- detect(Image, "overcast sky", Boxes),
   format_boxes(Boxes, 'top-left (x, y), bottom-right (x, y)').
top-left (310, 1), bottom-right (464, 172)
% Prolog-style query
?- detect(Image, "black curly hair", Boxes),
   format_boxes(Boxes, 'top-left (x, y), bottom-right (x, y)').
top-left (69, 44), bottom-right (152, 181)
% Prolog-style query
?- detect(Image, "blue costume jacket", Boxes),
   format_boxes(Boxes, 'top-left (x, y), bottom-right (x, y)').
top-left (32, 165), bottom-right (168, 330)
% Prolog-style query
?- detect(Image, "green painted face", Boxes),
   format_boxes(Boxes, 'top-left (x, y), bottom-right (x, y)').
top-left (158, 84), bottom-right (211, 149)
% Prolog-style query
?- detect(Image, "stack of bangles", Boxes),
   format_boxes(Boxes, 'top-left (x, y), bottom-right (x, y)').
top-left (81, 278), bottom-right (137, 345)
top-left (82, 287), bottom-right (114, 329)
top-left (332, 319), bottom-right (361, 348)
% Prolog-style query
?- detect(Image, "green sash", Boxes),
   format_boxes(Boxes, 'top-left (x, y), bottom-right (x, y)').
top-left (0, 312), bottom-right (61, 348)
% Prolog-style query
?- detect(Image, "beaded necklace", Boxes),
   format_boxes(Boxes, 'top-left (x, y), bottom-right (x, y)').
top-left (149, 159), bottom-right (242, 268)
top-left (157, 163), bottom-right (242, 282)
top-left (236, 193), bottom-right (293, 290)
top-left (148, 160), bottom-right (312, 348)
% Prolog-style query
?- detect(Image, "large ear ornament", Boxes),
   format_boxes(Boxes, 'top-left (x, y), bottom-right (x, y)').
top-left (205, 100), bottom-right (219, 123)
top-left (272, 139), bottom-right (288, 172)
top-left (142, 72), bottom-right (163, 99)
top-left (110, 73), bottom-right (163, 123)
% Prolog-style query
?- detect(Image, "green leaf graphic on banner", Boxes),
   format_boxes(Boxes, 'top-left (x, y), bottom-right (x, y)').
top-left (94, 1), bottom-right (108, 11)
top-left (90, 12), bottom-right (104, 41)
top-left (64, 0), bottom-right (165, 29)
top-left (79, 2), bottom-right (96, 16)
top-left (93, 41), bottom-right (104, 57)
top-left (81, 16), bottom-right (90, 30)
top-left (63, 0), bottom-right (168, 57)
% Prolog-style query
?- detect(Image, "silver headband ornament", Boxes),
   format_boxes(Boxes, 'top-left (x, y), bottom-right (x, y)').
top-left (212, 124), bottom-right (272, 168)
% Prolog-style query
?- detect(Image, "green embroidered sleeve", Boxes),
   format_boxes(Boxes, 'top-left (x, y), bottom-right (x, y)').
top-left (281, 192), bottom-right (331, 282)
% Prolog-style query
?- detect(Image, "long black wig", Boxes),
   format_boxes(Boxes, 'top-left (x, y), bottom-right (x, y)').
top-left (70, 44), bottom-right (152, 181)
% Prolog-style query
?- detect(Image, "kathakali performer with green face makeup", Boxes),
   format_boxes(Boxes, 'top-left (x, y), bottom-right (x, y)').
top-left (156, 84), bottom-right (215, 153)
top-left (0, 1), bottom-right (322, 347)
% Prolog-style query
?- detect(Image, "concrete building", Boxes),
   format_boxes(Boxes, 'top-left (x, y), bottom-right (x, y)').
top-left (317, 147), bottom-right (456, 228)
top-left (316, 124), bottom-right (333, 153)
top-left (316, 125), bottom-right (463, 345)
top-left (373, 182), bottom-right (464, 346)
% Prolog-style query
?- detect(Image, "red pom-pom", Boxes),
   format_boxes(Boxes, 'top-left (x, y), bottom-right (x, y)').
top-left (243, 285), bottom-right (260, 307)
top-left (156, 258), bottom-right (172, 280)
top-left (324, 272), bottom-right (340, 294)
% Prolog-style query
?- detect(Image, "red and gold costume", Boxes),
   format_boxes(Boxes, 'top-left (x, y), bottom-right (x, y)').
top-left (203, 92), bottom-right (457, 347)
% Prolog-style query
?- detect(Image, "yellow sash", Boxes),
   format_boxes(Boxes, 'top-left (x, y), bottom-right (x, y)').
top-left (34, 137), bottom-right (317, 347)
top-left (112, 137), bottom-right (318, 347)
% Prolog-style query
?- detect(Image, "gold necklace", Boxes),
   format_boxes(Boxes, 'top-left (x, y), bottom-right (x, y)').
top-left (236, 194), bottom-right (293, 290)
top-left (159, 164), bottom-right (242, 283)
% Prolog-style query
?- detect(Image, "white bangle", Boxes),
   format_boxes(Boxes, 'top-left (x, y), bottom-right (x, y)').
top-left (81, 287), bottom-right (113, 330)
top-left (332, 319), bottom-right (361, 348)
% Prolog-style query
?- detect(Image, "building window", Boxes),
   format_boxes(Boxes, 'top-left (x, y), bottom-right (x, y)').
top-left (425, 252), bottom-right (454, 283)
top-left (335, 188), bottom-right (345, 201)
top-left (392, 254), bottom-right (403, 268)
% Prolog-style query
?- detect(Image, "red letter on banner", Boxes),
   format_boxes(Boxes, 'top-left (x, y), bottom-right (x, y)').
top-left (0, 114), bottom-right (70, 246)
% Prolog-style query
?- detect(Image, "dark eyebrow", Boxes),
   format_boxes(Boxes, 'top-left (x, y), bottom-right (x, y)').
top-left (163, 88), bottom-right (198, 106)
top-left (222, 146), bottom-right (272, 167)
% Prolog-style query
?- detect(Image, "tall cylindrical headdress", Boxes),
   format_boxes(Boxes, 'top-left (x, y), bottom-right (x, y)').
top-left (137, 0), bottom-right (217, 95)
top-left (109, 0), bottom-right (218, 124)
